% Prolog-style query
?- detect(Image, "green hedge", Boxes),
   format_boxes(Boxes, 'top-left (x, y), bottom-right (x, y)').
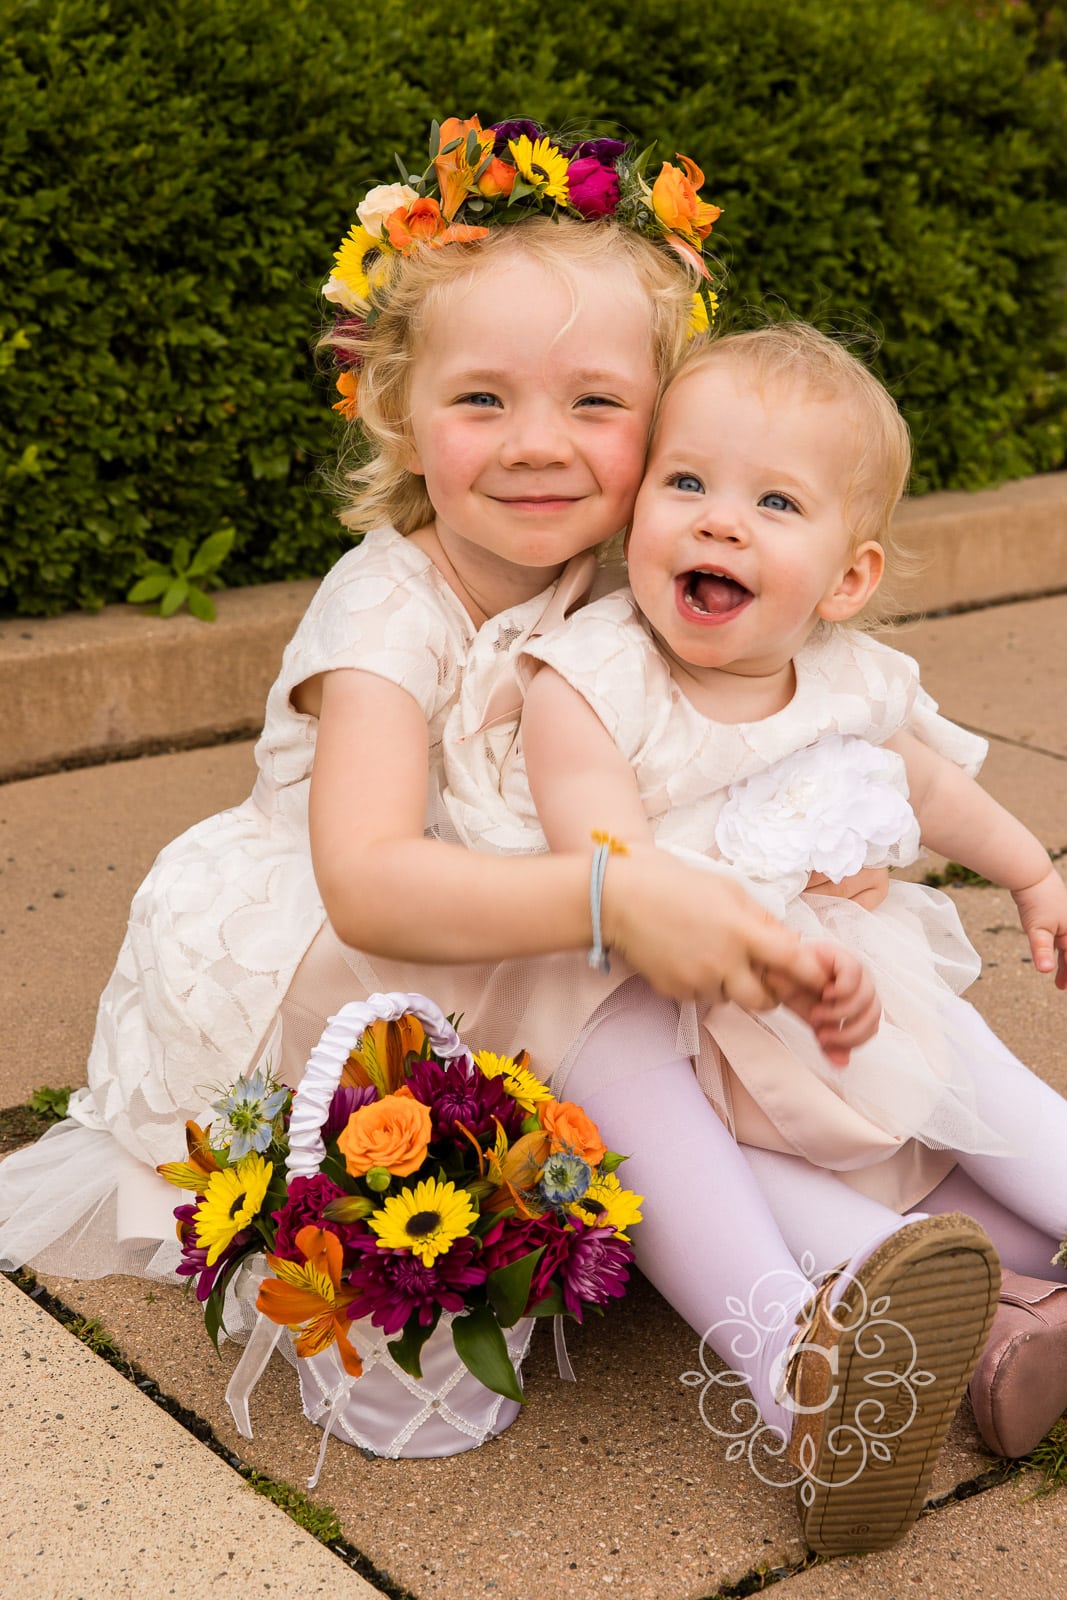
top-left (2, 0), bottom-right (1065, 615)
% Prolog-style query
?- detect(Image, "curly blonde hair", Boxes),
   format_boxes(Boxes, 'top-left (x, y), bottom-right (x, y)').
top-left (659, 323), bottom-right (916, 628)
top-left (322, 215), bottom-right (701, 538)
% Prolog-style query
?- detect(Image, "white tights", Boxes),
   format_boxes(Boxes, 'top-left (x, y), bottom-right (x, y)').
top-left (566, 1000), bottom-right (1067, 1437)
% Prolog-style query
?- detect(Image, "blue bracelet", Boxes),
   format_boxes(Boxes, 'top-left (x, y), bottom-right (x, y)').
top-left (588, 843), bottom-right (612, 973)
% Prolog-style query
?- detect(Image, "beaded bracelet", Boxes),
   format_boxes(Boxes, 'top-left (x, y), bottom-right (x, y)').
top-left (588, 832), bottom-right (629, 973)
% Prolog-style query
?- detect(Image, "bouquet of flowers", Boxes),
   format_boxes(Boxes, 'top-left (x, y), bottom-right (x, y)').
top-left (158, 995), bottom-right (642, 1405)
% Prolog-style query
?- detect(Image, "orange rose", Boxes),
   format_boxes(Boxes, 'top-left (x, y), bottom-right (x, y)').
top-left (476, 155), bottom-right (517, 200)
top-left (540, 1100), bottom-right (607, 1168)
top-left (435, 114), bottom-right (495, 219)
top-left (337, 1089), bottom-right (432, 1177)
top-left (385, 197), bottom-right (489, 253)
top-left (651, 155), bottom-right (722, 244)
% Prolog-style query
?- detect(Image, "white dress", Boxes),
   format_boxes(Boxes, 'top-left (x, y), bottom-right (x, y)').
top-left (0, 528), bottom-right (628, 1280)
top-left (443, 589), bottom-right (1014, 1210)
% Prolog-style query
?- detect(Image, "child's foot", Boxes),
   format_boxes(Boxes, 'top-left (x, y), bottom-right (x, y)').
top-left (784, 1212), bottom-right (1000, 1555)
top-left (968, 1268), bottom-right (1067, 1457)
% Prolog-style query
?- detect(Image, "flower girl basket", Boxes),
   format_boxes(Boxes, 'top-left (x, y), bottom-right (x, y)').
top-left (224, 993), bottom-right (535, 1486)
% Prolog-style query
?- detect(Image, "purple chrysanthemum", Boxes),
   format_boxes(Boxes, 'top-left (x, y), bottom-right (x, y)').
top-left (345, 1234), bottom-right (487, 1335)
top-left (271, 1173), bottom-right (371, 1263)
top-left (174, 1203), bottom-right (250, 1303)
top-left (556, 1219), bottom-right (633, 1322)
top-left (404, 1057), bottom-right (524, 1144)
top-left (321, 1082), bottom-right (377, 1145)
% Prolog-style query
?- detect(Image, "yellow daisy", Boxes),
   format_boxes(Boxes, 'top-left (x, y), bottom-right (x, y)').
top-left (473, 1049), bottom-right (554, 1116)
top-left (688, 291), bottom-right (710, 337)
top-left (569, 1171), bottom-right (644, 1240)
top-left (368, 1176), bottom-right (478, 1267)
top-left (193, 1153), bottom-right (272, 1266)
top-left (508, 134), bottom-right (570, 205)
top-left (331, 223), bottom-right (388, 307)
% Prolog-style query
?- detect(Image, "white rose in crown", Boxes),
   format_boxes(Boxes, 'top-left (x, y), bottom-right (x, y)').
top-left (714, 735), bottom-right (919, 894)
top-left (356, 182), bottom-right (420, 238)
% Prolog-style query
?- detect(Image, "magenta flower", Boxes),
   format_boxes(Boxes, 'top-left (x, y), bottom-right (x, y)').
top-left (321, 1083), bottom-right (376, 1145)
top-left (403, 1056), bottom-right (524, 1143)
top-left (345, 1235), bottom-right (487, 1334)
top-left (557, 1219), bottom-right (633, 1322)
top-left (566, 156), bottom-right (621, 219)
top-left (479, 1213), bottom-right (573, 1311)
top-left (174, 1203), bottom-right (250, 1302)
top-left (271, 1173), bottom-right (371, 1263)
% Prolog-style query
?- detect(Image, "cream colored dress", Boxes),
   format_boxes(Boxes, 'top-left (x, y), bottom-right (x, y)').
top-left (443, 589), bottom-right (1014, 1209)
top-left (0, 527), bottom-right (628, 1279)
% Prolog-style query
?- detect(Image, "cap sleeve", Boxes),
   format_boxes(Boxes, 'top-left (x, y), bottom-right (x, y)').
top-left (833, 631), bottom-right (988, 777)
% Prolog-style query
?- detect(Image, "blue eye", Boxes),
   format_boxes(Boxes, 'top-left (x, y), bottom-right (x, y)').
top-left (670, 472), bottom-right (704, 494)
top-left (459, 392), bottom-right (502, 408)
top-left (576, 394), bottom-right (619, 408)
top-left (760, 491), bottom-right (798, 513)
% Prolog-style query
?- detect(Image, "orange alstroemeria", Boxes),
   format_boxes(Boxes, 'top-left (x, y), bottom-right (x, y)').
top-left (385, 196), bottom-right (488, 253)
top-left (256, 1225), bottom-right (362, 1377)
top-left (435, 115), bottom-right (495, 219)
top-left (157, 1119), bottom-right (222, 1192)
top-left (651, 155), bottom-right (722, 247)
top-left (481, 1128), bottom-right (551, 1217)
top-left (332, 370), bottom-right (359, 422)
top-left (343, 1013), bottom-right (427, 1096)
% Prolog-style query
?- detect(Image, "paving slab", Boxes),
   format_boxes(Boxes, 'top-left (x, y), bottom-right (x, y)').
top-left (780, 1474), bottom-right (1067, 1599)
top-left (0, 1271), bottom-right (382, 1599)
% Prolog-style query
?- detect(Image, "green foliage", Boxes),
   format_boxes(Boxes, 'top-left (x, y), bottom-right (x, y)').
top-left (127, 524), bottom-right (235, 620)
top-left (2, 0), bottom-right (1065, 616)
top-left (246, 1472), bottom-right (344, 1541)
top-left (27, 1084), bottom-right (71, 1121)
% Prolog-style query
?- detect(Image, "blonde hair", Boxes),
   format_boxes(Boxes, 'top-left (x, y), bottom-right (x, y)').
top-left (323, 215), bottom-right (699, 537)
top-left (661, 323), bottom-right (915, 626)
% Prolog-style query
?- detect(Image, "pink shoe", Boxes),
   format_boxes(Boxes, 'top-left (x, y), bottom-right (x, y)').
top-left (968, 1268), bottom-right (1067, 1458)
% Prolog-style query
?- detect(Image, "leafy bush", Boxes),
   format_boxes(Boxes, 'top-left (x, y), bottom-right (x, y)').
top-left (1, 0), bottom-right (1065, 615)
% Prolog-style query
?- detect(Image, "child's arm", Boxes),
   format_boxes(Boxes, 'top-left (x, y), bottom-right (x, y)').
top-left (887, 729), bottom-right (1067, 988)
top-left (306, 667), bottom-right (831, 1015)
top-left (523, 665), bottom-right (882, 1063)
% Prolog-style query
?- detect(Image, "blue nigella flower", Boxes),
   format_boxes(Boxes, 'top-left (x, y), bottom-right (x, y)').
top-left (538, 1151), bottom-right (592, 1207)
top-left (213, 1069), bottom-right (289, 1161)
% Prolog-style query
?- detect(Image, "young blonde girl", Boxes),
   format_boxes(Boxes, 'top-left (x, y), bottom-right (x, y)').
top-left (446, 323), bottom-right (1067, 1551)
top-left (0, 132), bottom-right (868, 1292)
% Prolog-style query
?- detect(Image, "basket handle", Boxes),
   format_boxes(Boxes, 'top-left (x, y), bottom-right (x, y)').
top-left (286, 991), bottom-right (466, 1182)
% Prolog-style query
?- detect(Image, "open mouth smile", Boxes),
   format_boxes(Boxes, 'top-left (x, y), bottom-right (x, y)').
top-left (676, 568), bottom-right (753, 622)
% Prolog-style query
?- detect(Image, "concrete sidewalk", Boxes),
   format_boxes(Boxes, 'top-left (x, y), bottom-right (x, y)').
top-left (3, 558), bottom-right (1067, 1595)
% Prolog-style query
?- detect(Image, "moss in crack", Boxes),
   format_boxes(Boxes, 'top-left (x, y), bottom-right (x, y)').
top-left (247, 1471), bottom-right (343, 1543)
top-left (1020, 1417), bottom-right (1067, 1496)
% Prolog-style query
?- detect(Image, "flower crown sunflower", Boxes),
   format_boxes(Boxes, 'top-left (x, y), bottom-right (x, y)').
top-left (323, 115), bottom-right (724, 422)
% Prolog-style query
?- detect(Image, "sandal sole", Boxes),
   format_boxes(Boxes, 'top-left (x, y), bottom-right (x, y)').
top-left (795, 1212), bottom-right (1000, 1555)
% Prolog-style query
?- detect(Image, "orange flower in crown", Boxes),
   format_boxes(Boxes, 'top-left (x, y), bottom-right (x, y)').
top-left (652, 155), bottom-right (722, 243)
top-left (434, 115), bottom-right (497, 219)
top-left (385, 195), bottom-right (489, 253)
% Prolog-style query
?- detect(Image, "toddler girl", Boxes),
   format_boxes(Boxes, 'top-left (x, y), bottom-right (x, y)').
top-left (0, 128), bottom-right (863, 1290)
top-left (446, 323), bottom-right (1067, 1550)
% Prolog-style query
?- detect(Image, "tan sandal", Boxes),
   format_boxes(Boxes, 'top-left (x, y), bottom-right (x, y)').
top-left (785, 1212), bottom-right (1000, 1555)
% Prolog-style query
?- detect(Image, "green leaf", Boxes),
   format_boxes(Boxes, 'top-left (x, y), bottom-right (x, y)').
top-left (126, 572), bottom-right (171, 603)
top-left (184, 583), bottom-right (217, 622)
top-left (185, 524), bottom-right (235, 578)
top-left (527, 1286), bottom-right (565, 1318)
top-left (388, 1310), bottom-right (440, 1379)
top-left (486, 1245), bottom-right (545, 1329)
top-left (159, 577), bottom-right (189, 616)
top-left (172, 537), bottom-right (192, 574)
top-left (451, 1305), bottom-right (524, 1403)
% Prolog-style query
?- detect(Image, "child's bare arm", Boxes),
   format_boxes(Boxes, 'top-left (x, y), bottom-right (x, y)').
top-left (523, 666), bottom-right (881, 1056)
top-left (305, 668), bottom-right (836, 1015)
top-left (888, 729), bottom-right (1067, 987)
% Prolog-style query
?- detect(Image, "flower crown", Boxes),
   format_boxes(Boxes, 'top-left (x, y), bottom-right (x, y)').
top-left (323, 115), bottom-right (724, 421)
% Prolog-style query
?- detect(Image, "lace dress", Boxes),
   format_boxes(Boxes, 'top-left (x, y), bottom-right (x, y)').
top-left (0, 528), bottom-right (627, 1280)
top-left (444, 589), bottom-right (1014, 1210)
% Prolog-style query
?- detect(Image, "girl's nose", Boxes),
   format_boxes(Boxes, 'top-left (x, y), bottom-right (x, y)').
top-left (498, 406), bottom-right (575, 469)
top-left (695, 497), bottom-right (747, 544)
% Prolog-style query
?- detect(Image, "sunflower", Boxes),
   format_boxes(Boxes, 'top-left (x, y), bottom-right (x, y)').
top-left (508, 134), bottom-right (570, 205)
top-left (332, 223), bottom-right (388, 307)
top-left (569, 1171), bottom-right (644, 1241)
top-left (193, 1153), bottom-right (272, 1266)
top-left (473, 1049), bottom-right (554, 1116)
top-left (368, 1176), bottom-right (478, 1267)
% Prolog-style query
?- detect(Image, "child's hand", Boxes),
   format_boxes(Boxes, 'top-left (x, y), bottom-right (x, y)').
top-left (789, 944), bottom-right (882, 1067)
top-left (1012, 863), bottom-right (1067, 990)
top-left (806, 865), bottom-right (890, 910)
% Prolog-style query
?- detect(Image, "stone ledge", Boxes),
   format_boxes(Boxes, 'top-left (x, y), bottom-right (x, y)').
top-left (4, 470), bottom-right (1066, 781)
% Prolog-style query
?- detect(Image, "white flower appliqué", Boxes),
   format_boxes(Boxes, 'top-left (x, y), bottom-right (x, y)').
top-left (714, 735), bottom-right (919, 895)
